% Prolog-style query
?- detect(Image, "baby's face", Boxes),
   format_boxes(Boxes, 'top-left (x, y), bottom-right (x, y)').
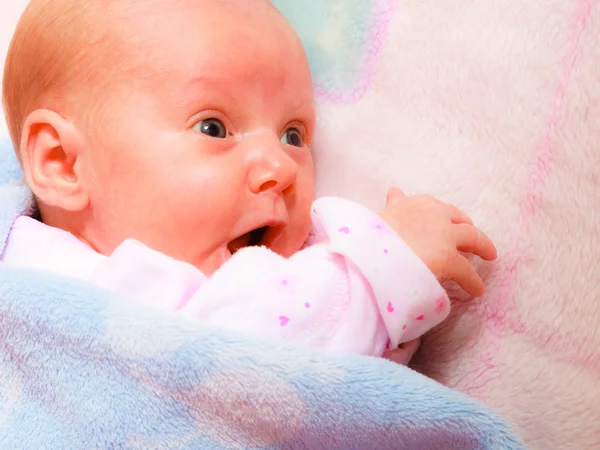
top-left (79, 1), bottom-right (315, 275)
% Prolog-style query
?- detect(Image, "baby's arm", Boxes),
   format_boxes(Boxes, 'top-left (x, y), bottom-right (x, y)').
top-left (182, 197), bottom-right (450, 353)
top-left (90, 197), bottom-right (450, 355)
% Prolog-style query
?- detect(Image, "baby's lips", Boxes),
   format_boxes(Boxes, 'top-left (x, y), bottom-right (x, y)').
top-left (260, 223), bottom-right (287, 249)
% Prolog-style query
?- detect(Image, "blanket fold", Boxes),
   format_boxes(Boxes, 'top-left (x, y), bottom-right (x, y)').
top-left (0, 138), bottom-right (524, 449)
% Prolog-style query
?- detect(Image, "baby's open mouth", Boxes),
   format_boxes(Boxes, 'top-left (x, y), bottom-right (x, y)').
top-left (227, 226), bottom-right (269, 255)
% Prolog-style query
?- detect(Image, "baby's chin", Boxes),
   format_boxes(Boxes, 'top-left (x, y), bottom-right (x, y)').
top-left (265, 226), bottom-right (311, 259)
top-left (194, 247), bottom-right (234, 277)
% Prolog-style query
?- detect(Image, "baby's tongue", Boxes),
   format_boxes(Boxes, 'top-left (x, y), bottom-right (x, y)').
top-left (228, 232), bottom-right (251, 254)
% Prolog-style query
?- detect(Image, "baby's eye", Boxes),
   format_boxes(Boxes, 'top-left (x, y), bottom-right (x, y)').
top-left (280, 127), bottom-right (304, 147)
top-left (192, 118), bottom-right (228, 138)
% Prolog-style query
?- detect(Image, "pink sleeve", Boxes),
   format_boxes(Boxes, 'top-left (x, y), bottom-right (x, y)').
top-left (311, 197), bottom-right (450, 347)
top-left (188, 197), bottom-right (449, 351)
top-left (89, 197), bottom-right (449, 355)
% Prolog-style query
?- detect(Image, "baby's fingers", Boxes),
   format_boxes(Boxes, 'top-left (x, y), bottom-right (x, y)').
top-left (386, 187), bottom-right (406, 205)
top-left (454, 224), bottom-right (497, 261)
top-left (450, 254), bottom-right (486, 297)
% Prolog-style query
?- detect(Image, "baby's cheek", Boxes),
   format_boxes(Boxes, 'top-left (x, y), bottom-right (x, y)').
top-left (281, 215), bottom-right (313, 256)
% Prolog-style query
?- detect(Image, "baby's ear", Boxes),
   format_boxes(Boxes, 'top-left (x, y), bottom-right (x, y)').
top-left (20, 109), bottom-right (89, 212)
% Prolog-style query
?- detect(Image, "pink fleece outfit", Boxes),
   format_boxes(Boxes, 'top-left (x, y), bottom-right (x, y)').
top-left (1, 197), bottom-right (449, 356)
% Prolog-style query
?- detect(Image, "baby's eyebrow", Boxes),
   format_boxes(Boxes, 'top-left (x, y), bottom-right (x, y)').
top-left (187, 73), bottom-right (224, 91)
top-left (184, 74), bottom-right (240, 103)
top-left (290, 99), bottom-right (316, 124)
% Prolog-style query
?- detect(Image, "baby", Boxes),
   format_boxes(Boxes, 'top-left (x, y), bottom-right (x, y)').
top-left (1, 0), bottom-right (496, 361)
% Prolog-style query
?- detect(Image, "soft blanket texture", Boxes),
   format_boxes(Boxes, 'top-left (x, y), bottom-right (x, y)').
top-left (0, 139), bottom-right (523, 447)
top-left (1, 0), bottom-right (599, 448)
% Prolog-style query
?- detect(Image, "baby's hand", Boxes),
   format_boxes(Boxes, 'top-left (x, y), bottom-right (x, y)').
top-left (378, 188), bottom-right (497, 297)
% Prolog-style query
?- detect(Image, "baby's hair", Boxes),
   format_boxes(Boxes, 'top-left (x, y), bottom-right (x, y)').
top-left (2, 0), bottom-right (153, 159)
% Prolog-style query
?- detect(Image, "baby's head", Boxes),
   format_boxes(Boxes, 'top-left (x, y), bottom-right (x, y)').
top-left (3, 0), bottom-right (316, 275)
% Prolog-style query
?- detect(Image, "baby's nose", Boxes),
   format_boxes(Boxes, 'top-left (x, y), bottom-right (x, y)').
top-left (248, 141), bottom-right (298, 196)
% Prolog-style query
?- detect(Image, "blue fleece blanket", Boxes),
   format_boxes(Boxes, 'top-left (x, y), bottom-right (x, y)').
top-left (0, 138), bottom-right (524, 449)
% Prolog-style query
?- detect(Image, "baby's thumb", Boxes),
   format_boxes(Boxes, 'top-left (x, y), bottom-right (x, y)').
top-left (386, 187), bottom-right (406, 205)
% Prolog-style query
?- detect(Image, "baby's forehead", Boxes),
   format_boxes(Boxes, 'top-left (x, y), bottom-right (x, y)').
top-left (110, 0), bottom-right (291, 59)
top-left (109, 0), bottom-right (300, 76)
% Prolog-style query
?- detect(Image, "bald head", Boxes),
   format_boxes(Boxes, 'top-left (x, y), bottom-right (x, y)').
top-left (2, 0), bottom-right (282, 154)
